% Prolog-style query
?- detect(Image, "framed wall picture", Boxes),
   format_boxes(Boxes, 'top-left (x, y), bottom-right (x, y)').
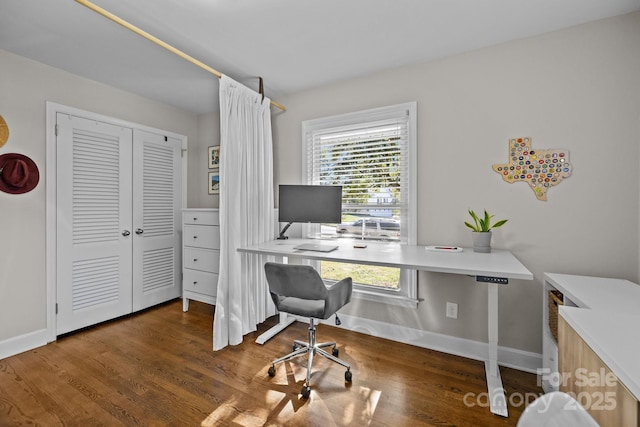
top-left (208, 145), bottom-right (220, 169)
top-left (208, 172), bottom-right (220, 195)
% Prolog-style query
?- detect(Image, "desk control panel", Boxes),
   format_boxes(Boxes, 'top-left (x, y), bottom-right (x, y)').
top-left (476, 276), bottom-right (509, 285)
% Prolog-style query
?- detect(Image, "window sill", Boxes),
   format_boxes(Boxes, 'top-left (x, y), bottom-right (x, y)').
top-left (352, 286), bottom-right (419, 309)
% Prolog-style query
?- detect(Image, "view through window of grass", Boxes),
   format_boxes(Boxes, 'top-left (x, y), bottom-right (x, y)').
top-left (320, 214), bottom-right (402, 289)
top-left (321, 261), bottom-right (400, 289)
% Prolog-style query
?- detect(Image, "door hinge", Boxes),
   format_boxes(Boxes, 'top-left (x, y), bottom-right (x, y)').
top-left (181, 148), bottom-right (187, 158)
top-left (55, 303), bottom-right (58, 314)
top-left (55, 124), bottom-right (59, 136)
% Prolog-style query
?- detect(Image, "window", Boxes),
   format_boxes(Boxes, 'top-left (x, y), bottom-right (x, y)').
top-left (302, 103), bottom-right (417, 307)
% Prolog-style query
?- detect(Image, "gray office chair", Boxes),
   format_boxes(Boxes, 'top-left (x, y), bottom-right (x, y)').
top-left (264, 262), bottom-right (353, 399)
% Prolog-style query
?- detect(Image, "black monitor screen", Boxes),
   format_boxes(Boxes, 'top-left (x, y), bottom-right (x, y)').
top-left (278, 185), bottom-right (342, 224)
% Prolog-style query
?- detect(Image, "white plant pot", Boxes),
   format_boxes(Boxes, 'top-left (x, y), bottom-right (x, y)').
top-left (472, 231), bottom-right (492, 253)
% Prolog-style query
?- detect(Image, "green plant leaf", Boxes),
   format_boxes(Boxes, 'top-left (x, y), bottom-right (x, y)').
top-left (492, 219), bottom-right (508, 229)
top-left (467, 209), bottom-right (481, 232)
top-left (465, 209), bottom-right (508, 232)
top-left (464, 221), bottom-right (477, 231)
top-left (482, 210), bottom-right (492, 231)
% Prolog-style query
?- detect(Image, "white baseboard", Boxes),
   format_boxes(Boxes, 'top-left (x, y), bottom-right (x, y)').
top-left (0, 328), bottom-right (49, 360)
top-left (2, 314), bottom-right (543, 375)
top-left (313, 313), bottom-right (542, 374)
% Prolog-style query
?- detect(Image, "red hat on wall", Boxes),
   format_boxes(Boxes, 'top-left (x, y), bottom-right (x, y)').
top-left (0, 153), bottom-right (40, 194)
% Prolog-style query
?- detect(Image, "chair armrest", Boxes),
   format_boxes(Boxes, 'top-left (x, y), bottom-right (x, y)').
top-left (323, 277), bottom-right (352, 318)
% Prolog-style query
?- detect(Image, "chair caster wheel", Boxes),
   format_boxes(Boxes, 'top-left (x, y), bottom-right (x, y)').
top-left (345, 370), bottom-right (352, 382)
top-left (332, 347), bottom-right (339, 357)
top-left (268, 366), bottom-right (276, 377)
top-left (301, 385), bottom-right (311, 399)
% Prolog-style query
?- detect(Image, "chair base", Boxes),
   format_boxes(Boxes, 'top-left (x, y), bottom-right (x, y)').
top-left (268, 318), bottom-right (352, 398)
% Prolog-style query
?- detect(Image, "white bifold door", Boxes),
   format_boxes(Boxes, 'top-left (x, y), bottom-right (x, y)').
top-left (56, 113), bottom-right (182, 335)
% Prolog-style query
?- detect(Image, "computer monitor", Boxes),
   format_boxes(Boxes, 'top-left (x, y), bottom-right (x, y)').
top-left (277, 185), bottom-right (342, 239)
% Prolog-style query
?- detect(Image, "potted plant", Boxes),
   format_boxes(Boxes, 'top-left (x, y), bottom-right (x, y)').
top-left (464, 209), bottom-right (508, 253)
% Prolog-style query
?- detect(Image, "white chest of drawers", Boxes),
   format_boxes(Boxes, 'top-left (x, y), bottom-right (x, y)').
top-left (182, 209), bottom-right (219, 311)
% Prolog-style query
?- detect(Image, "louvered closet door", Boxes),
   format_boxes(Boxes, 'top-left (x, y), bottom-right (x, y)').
top-left (56, 114), bottom-right (133, 335)
top-left (131, 130), bottom-right (182, 310)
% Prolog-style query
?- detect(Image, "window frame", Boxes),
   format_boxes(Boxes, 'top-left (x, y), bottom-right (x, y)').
top-left (301, 102), bottom-right (418, 308)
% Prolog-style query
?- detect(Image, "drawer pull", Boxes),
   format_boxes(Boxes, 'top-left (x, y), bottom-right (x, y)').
top-left (193, 235), bottom-right (198, 239)
top-left (193, 217), bottom-right (198, 221)
top-left (193, 281), bottom-right (198, 285)
top-left (193, 258), bottom-right (198, 262)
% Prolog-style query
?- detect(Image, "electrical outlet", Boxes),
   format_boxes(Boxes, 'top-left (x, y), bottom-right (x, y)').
top-left (446, 302), bottom-right (458, 319)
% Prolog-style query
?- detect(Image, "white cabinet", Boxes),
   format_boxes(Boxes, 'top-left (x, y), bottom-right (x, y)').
top-left (542, 273), bottom-right (640, 393)
top-left (182, 209), bottom-right (219, 311)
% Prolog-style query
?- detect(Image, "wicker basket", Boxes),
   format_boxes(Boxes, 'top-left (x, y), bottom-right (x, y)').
top-left (548, 290), bottom-right (564, 342)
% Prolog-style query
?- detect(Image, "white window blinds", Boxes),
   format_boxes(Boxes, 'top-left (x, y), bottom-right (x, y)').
top-left (301, 102), bottom-right (418, 307)
top-left (304, 108), bottom-right (412, 243)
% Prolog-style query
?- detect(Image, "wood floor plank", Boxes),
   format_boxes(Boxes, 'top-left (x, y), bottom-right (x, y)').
top-left (0, 300), bottom-right (542, 426)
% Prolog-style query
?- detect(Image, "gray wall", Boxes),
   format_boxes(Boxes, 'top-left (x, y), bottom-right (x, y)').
top-left (0, 50), bottom-right (198, 342)
top-left (193, 113), bottom-right (221, 208)
top-left (270, 12), bottom-right (640, 353)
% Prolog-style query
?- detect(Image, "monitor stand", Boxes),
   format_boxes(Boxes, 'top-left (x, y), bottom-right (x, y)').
top-left (277, 222), bottom-right (292, 240)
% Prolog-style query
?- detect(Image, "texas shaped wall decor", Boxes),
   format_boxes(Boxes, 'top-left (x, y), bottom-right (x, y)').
top-left (492, 137), bottom-right (572, 201)
top-left (0, 114), bottom-right (9, 148)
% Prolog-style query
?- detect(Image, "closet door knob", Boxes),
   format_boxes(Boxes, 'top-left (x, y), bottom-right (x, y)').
top-left (122, 230), bottom-right (131, 236)
top-left (135, 228), bottom-right (144, 235)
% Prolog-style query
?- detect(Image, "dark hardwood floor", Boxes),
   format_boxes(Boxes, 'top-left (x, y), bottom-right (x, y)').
top-left (0, 300), bottom-right (542, 426)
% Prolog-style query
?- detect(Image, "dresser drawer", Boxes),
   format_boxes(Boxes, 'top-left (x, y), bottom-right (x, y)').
top-left (183, 210), bottom-right (219, 226)
top-left (183, 247), bottom-right (219, 273)
top-left (183, 224), bottom-right (219, 249)
top-left (183, 269), bottom-right (218, 297)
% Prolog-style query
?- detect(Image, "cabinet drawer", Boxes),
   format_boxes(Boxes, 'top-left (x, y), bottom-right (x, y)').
top-left (183, 269), bottom-right (218, 297)
top-left (183, 247), bottom-right (219, 273)
top-left (183, 210), bottom-right (219, 226)
top-left (183, 225), bottom-right (219, 249)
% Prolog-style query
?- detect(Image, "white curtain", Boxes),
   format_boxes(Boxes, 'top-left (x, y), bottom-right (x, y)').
top-left (213, 75), bottom-right (276, 351)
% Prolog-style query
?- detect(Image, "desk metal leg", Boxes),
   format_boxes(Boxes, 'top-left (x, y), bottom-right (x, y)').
top-left (254, 254), bottom-right (297, 345)
top-left (255, 312), bottom-right (296, 345)
top-left (486, 282), bottom-right (508, 417)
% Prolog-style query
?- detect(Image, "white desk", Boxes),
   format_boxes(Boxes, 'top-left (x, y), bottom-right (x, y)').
top-left (239, 238), bottom-right (533, 417)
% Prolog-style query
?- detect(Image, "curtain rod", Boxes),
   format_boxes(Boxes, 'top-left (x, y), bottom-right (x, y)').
top-left (74, 0), bottom-right (286, 112)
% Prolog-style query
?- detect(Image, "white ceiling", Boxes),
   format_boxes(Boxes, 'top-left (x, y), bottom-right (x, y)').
top-left (2, 0), bottom-right (639, 114)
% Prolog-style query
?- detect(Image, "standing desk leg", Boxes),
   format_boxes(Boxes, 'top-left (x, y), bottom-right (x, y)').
top-left (486, 282), bottom-right (508, 417)
top-left (255, 254), bottom-right (297, 345)
top-left (255, 312), bottom-right (296, 345)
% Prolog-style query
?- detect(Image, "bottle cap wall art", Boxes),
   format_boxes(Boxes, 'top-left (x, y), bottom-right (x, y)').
top-left (0, 115), bottom-right (9, 148)
top-left (492, 137), bottom-right (572, 201)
